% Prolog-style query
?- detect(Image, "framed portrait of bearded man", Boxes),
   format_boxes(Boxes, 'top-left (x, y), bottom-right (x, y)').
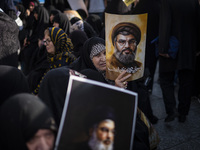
top-left (105, 13), bottom-right (147, 81)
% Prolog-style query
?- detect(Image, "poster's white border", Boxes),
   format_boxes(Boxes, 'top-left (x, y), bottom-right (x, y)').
top-left (55, 75), bottom-right (138, 150)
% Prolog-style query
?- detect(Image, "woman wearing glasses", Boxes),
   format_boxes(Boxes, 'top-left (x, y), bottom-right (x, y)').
top-left (32, 27), bottom-right (76, 95)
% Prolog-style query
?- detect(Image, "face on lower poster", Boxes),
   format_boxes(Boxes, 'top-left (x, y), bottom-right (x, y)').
top-left (54, 76), bottom-right (138, 150)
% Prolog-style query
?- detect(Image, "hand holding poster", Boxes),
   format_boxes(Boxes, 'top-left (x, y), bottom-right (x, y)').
top-left (54, 76), bottom-right (138, 150)
top-left (105, 13), bottom-right (147, 81)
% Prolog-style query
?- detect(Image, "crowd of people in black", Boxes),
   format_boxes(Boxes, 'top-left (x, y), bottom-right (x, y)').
top-left (0, 0), bottom-right (200, 149)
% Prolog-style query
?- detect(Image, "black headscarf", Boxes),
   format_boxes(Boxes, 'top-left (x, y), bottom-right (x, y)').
top-left (80, 68), bottom-right (107, 83)
top-left (0, 0), bottom-right (17, 19)
top-left (16, 3), bottom-right (26, 21)
top-left (53, 12), bottom-right (71, 35)
top-left (31, 6), bottom-right (49, 41)
top-left (0, 93), bottom-right (57, 150)
top-left (86, 14), bottom-right (103, 36)
top-left (0, 65), bottom-right (30, 106)
top-left (70, 37), bottom-right (105, 72)
top-left (0, 11), bottom-right (19, 67)
top-left (77, 8), bottom-right (88, 20)
top-left (44, 0), bottom-right (71, 12)
top-left (38, 67), bottom-right (71, 125)
top-left (69, 30), bottom-right (88, 57)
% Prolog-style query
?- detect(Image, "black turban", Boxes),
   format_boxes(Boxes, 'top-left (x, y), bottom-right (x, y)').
top-left (86, 106), bottom-right (116, 131)
top-left (111, 22), bottom-right (141, 45)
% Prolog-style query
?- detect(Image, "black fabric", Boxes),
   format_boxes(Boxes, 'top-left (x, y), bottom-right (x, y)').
top-left (46, 5), bottom-right (56, 15)
top-left (0, 65), bottom-right (30, 106)
top-left (77, 8), bottom-right (88, 20)
top-left (16, 3), bottom-right (26, 21)
top-left (53, 12), bottom-right (70, 35)
top-left (70, 17), bottom-right (81, 25)
top-left (158, 0), bottom-right (199, 117)
top-left (105, 0), bottom-right (132, 15)
top-left (132, 115), bottom-right (150, 150)
top-left (44, 0), bottom-right (71, 12)
top-left (69, 30), bottom-right (88, 58)
top-left (31, 6), bottom-right (49, 41)
top-left (86, 14), bottom-right (103, 35)
top-left (0, 0), bottom-right (17, 19)
top-left (19, 42), bottom-right (39, 75)
top-left (0, 11), bottom-right (19, 67)
top-left (27, 45), bottom-right (49, 92)
top-left (158, 0), bottom-right (199, 71)
top-left (85, 106), bottom-right (116, 132)
top-left (20, 6), bottom-right (49, 75)
top-left (70, 37), bottom-right (105, 72)
top-left (0, 93), bottom-right (57, 150)
top-left (159, 69), bottom-right (195, 116)
top-left (83, 21), bottom-right (97, 38)
top-left (38, 67), bottom-right (71, 125)
top-left (80, 69), bottom-right (107, 83)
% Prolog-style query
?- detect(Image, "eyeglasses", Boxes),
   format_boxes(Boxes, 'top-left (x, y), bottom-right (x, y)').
top-left (116, 39), bottom-right (137, 47)
top-left (43, 39), bottom-right (51, 45)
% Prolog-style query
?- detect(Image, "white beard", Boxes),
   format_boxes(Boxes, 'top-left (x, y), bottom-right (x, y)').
top-left (88, 130), bottom-right (113, 150)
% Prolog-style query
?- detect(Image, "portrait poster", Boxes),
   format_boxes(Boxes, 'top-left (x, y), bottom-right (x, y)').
top-left (54, 76), bottom-right (138, 150)
top-left (105, 13), bottom-right (147, 81)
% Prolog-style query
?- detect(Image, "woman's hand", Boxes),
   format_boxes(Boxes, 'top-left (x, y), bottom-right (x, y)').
top-left (115, 70), bottom-right (131, 89)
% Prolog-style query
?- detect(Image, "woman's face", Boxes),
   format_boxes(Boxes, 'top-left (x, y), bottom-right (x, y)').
top-left (53, 22), bottom-right (59, 28)
top-left (26, 129), bottom-right (55, 150)
top-left (92, 50), bottom-right (106, 72)
top-left (44, 34), bottom-right (55, 55)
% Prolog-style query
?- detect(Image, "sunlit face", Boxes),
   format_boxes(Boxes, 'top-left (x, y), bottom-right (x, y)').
top-left (92, 50), bottom-right (106, 72)
top-left (114, 34), bottom-right (137, 64)
top-left (44, 34), bottom-right (55, 55)
top-left (53, 22), bottom-right (59, 28)
top-left (26, 129), bottom-right (55, 150)
top-left (96, 120), bottom-right (115, 146)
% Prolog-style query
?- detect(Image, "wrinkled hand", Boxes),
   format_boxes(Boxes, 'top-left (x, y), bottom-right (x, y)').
top-left (115, 70), bottom-right (131, 89)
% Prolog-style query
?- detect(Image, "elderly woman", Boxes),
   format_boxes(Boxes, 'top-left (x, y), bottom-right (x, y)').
top-left (0, 93), bottom-right (57, 150)
top-left (33, 27), bottom-right (76, 94)
top-left (70, 37), bottom-right (131, 88)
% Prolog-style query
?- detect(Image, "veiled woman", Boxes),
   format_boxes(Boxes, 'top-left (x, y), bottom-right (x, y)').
top-left (0, 93), bottom-right (57, 150)
top-left (33, 27), bottom-right (76, 94)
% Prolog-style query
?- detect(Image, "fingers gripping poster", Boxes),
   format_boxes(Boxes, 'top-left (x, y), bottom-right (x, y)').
top-left (105, 13), bottom-right (147, 81)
